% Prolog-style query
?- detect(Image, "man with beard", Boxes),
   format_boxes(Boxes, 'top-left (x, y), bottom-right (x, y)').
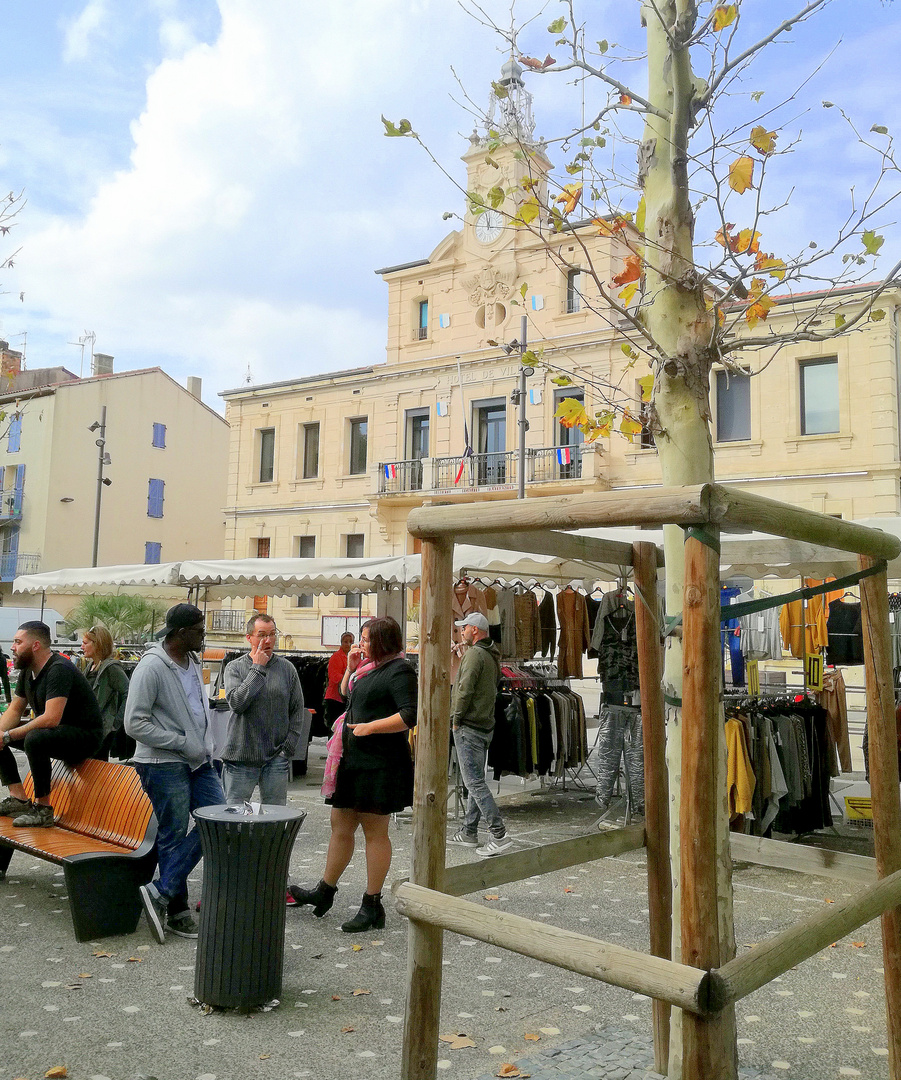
top-left (0, 621), bottom-right (102, 826)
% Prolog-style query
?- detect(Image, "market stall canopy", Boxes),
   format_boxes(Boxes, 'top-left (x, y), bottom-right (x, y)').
top-left (12, 562), bottom-right (186, 596)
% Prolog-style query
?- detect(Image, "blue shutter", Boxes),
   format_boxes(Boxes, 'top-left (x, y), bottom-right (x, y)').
top-left (1, 525), bottom-right (19, 580)
top-left (144, 541), bottom-right (161, 564)
top-left (147, 478), bottom-right (165, 518)
top-left (7, 414), bottom-right (21, 453)
top-left (12, 464), bottom-right (24, 515)
top-left (152, 423), bottom-right (166, 449)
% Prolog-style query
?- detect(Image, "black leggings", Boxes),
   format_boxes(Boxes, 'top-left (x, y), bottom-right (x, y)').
top-left (0, 726), bottom-right (100, 799)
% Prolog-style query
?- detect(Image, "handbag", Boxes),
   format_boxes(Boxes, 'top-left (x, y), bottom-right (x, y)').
top-left (320, 712), bottom-right (345, 799)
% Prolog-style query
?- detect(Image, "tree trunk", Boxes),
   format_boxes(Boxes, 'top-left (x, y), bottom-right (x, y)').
top-left (641, 3), bottom-right (736, 1075)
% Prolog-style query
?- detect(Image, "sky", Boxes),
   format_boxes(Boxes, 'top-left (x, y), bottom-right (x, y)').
top-left (0, 0), bottom-right (899, 412)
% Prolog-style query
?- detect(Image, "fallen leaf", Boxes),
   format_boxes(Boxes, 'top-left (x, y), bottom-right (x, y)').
top-left (45, 1069), bottom-right (68, 1079)
top-left (341, 1025), bottom-right (355, 1033)
top-left (829, 942), bottom-right (838, 948)
top-left (524, 1032), bottom-right (541, 1041)
top-left (484, 894), bottom-right (500, 902)
top-left (494, 1006), bottom-right (508, 1012)
top-left (332, 995), bottom-right (342, 1001)
top-left (352, 989), bottom-right (371, 996)
top-left (126, 957), bottom-right (143, 962)
top-left (439, 1032), bottom-right (477, 1050)
top-left (259, 1054), bottom-right (271, 1059)
top-left (824, 898), bottom-right (834, 904)
top-left (496, 1066), bottom-right (531, 1078)
top-left (64, 984), bottom-right (83, 990)
top-left (852, 942), bottom-right (867, 948)
top-left (92, 951), bottom-right (114, 958)
top-left (563, 887), bottom-right (574, 894)
top-left (78, 973), bottom-right (93, 979)
top-left (352, 944), bottom-right (363, 952)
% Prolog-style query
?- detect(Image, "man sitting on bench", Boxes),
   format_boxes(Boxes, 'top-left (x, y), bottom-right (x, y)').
top-left (0, 621), bottom-right (102, 827)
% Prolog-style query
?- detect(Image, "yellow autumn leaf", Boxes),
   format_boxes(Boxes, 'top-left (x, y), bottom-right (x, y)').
top-left (749, 125), bottom-right (777, 156)
top-left (638, 374), bottom-right (654, 402)
top-left (713, 5), bottom-right (738, 31)
top-left (754, 253), bottom-right (786, 280)
top-left (745, 294), bottom-right (774, 328)
top-left (619, 409), bottom-right (644, 437)
top-left (734, 228), bottom-right (761, 255)
top-left (45, 1070), bottom-right (68, 1080)
top-left (554, 183), bottom-right (583, 215)
top-left (728, 156), bottom-right (755, 194)
top-left (618, 280), bottom-right (639, 305)
top-left (554, 397), bottom-right (589, 429)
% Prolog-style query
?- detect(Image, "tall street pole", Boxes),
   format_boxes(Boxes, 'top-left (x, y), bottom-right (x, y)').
top-left (517, 315), bottom-right (533, 499)
top-left (92, 405), bottom-right (107, 568)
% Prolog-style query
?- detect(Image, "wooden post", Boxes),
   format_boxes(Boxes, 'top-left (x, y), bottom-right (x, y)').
top-left (859, 555), bottom-right (901, 1080)
top-left (401, 536), bottom-right (454, 1080)
top-left (633, 540), bottom-right (672, 1073)
top-left (680, 527), bottom-right (736, 1080)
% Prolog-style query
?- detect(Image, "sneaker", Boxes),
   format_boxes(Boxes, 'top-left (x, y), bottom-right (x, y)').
top-left (448, 830), bottom-right (479, 847)
top-left (285, 888), bottom-right (298, 906)
top-left (12, 802), bottom-right (54, 827)
top-left (476, 835), bottom-right (513, 858)
top-left (139, 883), bottom-right (167, 944)
top-left (166, 911), bottom-right (199, 939)
top-left (0, 795), bottom-right (32, 817)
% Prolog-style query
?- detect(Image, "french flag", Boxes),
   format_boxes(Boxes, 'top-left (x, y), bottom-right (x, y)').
top-left (455, 420), bottom-right (474, 484)
top-left (384, 463), bottom-right (397, 479)
top-left (556, 447), bottom-right (572, 466)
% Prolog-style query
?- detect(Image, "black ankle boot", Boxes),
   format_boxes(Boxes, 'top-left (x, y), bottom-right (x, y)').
top-left (341, 892), bottom-right (386, 933)
top-left (288, 879), bottom-right (337, 917)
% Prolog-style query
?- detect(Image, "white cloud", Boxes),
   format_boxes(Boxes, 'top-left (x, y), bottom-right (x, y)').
top-left (62, 0), bottom-right (110, 63)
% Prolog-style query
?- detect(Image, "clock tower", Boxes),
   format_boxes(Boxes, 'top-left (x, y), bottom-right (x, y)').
top-left (462, 59), bottom-right (551, 253)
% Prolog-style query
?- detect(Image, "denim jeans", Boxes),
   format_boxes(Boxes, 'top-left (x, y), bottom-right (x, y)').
top-left (453, 726), bottom-right (505, 838)
top-left (135, 761), bottom-right (224, 907)
top-left (222, 754), bottom-right (290, 805)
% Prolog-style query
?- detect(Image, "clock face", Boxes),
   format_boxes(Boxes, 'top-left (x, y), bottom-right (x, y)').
top-left (475, 209), bottom-right (503, 243)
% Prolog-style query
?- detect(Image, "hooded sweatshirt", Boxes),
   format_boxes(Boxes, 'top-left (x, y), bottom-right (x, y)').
top-left (450, 637), bottom-right (501, 733)
top-left (124, 642), bottom-right (213, 770)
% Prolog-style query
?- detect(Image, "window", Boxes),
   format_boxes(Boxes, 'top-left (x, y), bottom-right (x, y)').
top-left (258, 427), bottom-right (275, 483)
top-left (144, 542), bottom-right (161, 564)
top-left (256, 537), bottom-right (270, 558)
top-left (7, 413), bottom-right (21, 453)
top-left (636, 382), bottom-right (655, 450)
top-left (715, 370), bottom-right (751, 442)
top-left (417, 300), bottom-right (429, 340)
top-left (345, 533), bottom-right (364, 609)
top-left (405, 408), bottom-right (429, 491)
top-left (301, 422), bottom-right (319, 479)
top-left (554, 389), bottom-right (584, 448)
top-left (566, 270), bottom-right (582, 314)
top-left (297, 536), bottom-right (315, 607)
top-left (800, 358), bottom-right (839, 435)
top-left (474, 400), bottom-right (507, 485)
top-left (147, 478), bottom-right (165, 518)
top-left (349, 418), bottom-right (368, 475)
top-left (152, 423), bottom-right (166, 449)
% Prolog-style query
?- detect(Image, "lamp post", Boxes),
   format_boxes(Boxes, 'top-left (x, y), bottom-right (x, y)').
top-left (89, 406), bottom-right (112, 567)
top-left (507, 315), bottom-right (534, 499)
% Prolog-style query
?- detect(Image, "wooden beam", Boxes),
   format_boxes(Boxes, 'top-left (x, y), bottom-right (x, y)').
top-left (730, 833), bottom-right (876, 886)
top-left (459, 529), bottom-right (642, 569)
top-left (680, 527), bottom-right (737, 1079)
top-left (859, 555), bottom-right (901, 1080)
top-left (394, 882), bottom-right (717, 1017)
top-left (407, 485), bottom-right (714, 538)
top-left (709, 485), bottom-right (901, 561)
top-left (441, 823), bottom-right (646, 897)
top-left (634, 540), bottom-right (672, 1074)
top-left (716, 865), bottom-right (901, 1006)
top-left (401, 537), bottom-right (454, 1080)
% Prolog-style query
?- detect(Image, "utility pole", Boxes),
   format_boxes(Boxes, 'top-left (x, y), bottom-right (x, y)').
top-left (90, 406), bottom-right (111, 567)
top-left (515, 315), bottom-right (533, 499)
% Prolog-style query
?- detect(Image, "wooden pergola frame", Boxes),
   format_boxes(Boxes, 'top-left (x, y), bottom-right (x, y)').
top-left (394, 484), bottom-right (901, 1080)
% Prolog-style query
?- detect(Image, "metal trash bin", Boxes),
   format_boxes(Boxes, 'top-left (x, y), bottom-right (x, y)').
top-left (193, 804), bottom-right (305, 1008)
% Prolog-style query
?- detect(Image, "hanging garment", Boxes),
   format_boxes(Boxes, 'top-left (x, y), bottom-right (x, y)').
top-left (513, 591), bottom-right (542, 660)
top-left (726, 717), bottom-right (756, 816)
top-left (593, 704), bottom-right (644, 812)
top-left (779, 596), bottom-right (828, 659)
top-left (556, 589), bottom-right (591, 679)
top-left (590, 590), bottom-right (639, 695)
top-left (538, 590), bottom-right (557, 658)
top-left (484, 586), bottom-right (503, 646)
top-left (825, 599), bottom-right (864, 665)
top-left (496, 588), bottom-right (517, 659)
top-left (721, 586), bottom-right (745, 688)
top-left (817, 668), bottom-right (852, 773)
top-left (451, 582), bottom-right (489, 680)
top-left (735, 588), bottom-right (783, 661)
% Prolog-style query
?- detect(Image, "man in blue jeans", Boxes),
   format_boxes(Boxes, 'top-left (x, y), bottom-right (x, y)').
top-left (124, 604), bottom-right (224, 943)
top-left (447, 612), bottom-right (511, 858)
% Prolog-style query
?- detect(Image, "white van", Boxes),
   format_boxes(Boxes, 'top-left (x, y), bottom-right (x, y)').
top-left (0, 607), bottom-right (67, 655)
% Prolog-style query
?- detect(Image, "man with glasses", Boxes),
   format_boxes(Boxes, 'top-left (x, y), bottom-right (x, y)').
top-left (222, 614), bottom-right (306, 808)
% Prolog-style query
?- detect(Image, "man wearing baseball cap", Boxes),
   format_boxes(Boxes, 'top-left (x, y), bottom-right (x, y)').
top-left (124, 603), bottom-right (224, 943)
top-left (447, 612), bottom-right (511, 857)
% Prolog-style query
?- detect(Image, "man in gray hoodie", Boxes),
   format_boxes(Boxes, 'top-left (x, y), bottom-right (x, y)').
top-left (447, 612), bottom-right (510, 858)
top-left (125, 604), bottom-right (224, 943)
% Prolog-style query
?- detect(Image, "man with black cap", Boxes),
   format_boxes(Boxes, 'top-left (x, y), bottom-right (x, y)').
top-left (0, 621), bottom-right (102, 826)
top-left (446, 612), bottom-right (511, 857)
top-left (124, 603), bottom-right (224, 942)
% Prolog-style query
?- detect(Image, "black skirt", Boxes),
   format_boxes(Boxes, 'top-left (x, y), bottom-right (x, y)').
top-left (328, 760), bottom-right (413, 815)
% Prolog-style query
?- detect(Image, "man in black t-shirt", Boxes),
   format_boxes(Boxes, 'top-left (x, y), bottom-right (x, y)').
top-left (0, 621), bottom-right (102, 826)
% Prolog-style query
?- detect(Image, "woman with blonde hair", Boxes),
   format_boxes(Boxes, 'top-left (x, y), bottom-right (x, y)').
top-left (81, 624), bottom-right (131, 761)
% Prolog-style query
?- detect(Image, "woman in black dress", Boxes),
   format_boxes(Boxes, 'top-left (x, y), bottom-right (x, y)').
top-left (290, 616), bottom-right (417, 932)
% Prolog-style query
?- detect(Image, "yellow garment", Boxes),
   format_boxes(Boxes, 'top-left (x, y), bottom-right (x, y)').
top-left (779, 593), bottom-right (829, 659)
top-left (525, 695), bottom-right (539, 772)
top-left (725, 718), bottom-right (756, 817)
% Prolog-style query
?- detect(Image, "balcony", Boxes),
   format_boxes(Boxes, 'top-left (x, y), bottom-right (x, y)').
top-left (377, 446), bottom-right (587, 496)
top-left (207, 608), bottom-right (247, 634)
top-left (0, 491), bottom-right (23, 521)
top-left (529, 445), bottom-right (583, 483)
top-left (380, 459), bottom-right (425, 494)
top-left (0, 552), bottom-right (40, 582)
top-left (434, 451), bottom-right (516, 490)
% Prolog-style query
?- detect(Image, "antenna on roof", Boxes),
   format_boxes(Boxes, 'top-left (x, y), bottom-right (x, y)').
top-left (67, 330), bottom-right (96, 377)
top-left (244, 362), bottom-right (253, 385)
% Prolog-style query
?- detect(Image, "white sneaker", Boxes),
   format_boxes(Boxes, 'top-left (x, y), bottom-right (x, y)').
top-left (449, 830), bottom-right (479, 847)
top-left (476, 835), bottom-right (513, 858)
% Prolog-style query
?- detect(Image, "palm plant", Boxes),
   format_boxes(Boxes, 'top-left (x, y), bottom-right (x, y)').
top-left (63, 594), bottom-right (171, 643)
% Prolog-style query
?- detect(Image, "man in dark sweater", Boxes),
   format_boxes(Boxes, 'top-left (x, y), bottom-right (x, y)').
top-left (222, 614), bottom-right (306, 806)
top-left (0, 621), bottom-right (102, 827)
top-left (447, 612), bottom-right (510, 858)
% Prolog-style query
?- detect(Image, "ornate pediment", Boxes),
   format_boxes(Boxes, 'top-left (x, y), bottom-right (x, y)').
top-left (463, 266), bottom-right (517, 307)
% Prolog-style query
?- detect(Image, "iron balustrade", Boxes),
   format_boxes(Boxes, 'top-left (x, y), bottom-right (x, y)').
top-left (530, 445), bottom-right (583, 482)
top-left (207, 609), bottom-right (247, 634)
top-left (433, 451), bottom-right (516, 489)
top-left (379, 459), bottom-right (425, 493)
top-left (0, 552), bottom-right (39, 582)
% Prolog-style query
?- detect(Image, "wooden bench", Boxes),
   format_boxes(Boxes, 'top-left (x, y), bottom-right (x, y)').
top-left (0, 758), bottom-right (157, 941)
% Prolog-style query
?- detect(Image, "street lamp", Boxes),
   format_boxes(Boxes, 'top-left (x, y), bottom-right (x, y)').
top-left (505, 315), bottom-right (534, 499)
top-left (89, 407), bottom-right (112, 567)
